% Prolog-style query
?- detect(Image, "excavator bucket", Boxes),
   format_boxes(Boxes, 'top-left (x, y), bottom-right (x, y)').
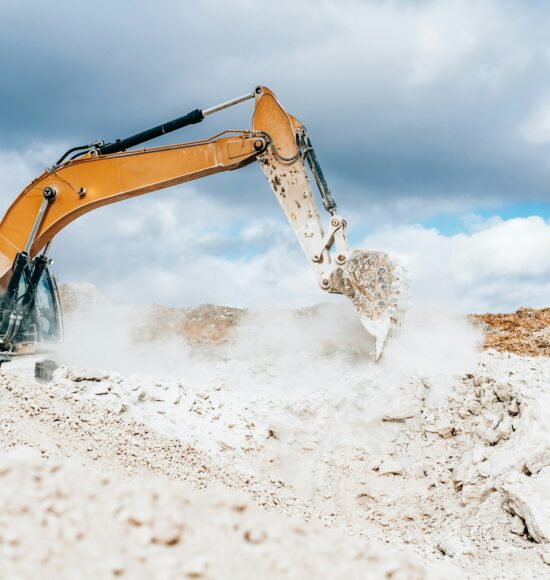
top-left (330, 250), bottom-right (409, 360)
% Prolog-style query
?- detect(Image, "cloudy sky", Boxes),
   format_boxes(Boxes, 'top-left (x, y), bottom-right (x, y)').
top-left (1, 0), bottom-right (548, 313)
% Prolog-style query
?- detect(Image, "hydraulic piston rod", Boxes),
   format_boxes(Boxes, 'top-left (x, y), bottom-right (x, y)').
top-left (203, 92), bottom-right (254, 116)
top-left (98, 90), bottom-right (255, 156)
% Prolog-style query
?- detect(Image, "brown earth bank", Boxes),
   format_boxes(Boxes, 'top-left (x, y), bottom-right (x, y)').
top-left (473, 308), bottom-right (550, 357)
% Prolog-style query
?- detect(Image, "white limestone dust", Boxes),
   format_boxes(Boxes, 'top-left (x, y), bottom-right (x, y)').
top-left (45, 349), bottom-right (550, 579)
top-left (1, 286), bottom-right (549, 578)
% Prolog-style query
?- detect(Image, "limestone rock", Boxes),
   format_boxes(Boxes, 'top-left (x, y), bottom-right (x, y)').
top-left (524, 446), bottom-right (550, 475)
top-left (65, 367), bottom-right (110, 382)
top-left (425, 420), bottom-right (454, 439)
top-left (510, 515), bottom-right (526, 536)
top-left (378, 459), bottom-right (404, 476)
top-left (35, 359), bottom-right (59, 382)
top-left (502, 468), bottom-right (550, 543)
top-left (382, 403), bottom-right (418, 422)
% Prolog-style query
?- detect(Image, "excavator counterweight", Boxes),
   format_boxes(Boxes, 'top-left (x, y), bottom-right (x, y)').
top-left (0, 86), bottom-right (408, 359)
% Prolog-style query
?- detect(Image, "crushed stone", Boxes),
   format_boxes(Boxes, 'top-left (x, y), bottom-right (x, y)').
top-left (1, 288), bottom-right (548, 578)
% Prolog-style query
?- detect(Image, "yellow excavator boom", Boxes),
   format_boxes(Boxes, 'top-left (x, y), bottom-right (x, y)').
top-left (0, 86), bottom-right (408, 358)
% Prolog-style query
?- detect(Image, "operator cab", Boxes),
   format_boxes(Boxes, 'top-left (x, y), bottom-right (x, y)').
top-left (7, 266), bottom-right (62, 350)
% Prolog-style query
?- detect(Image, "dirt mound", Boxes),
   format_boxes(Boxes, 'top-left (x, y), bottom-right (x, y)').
top-left (473, 308), bottom-right (550, 357)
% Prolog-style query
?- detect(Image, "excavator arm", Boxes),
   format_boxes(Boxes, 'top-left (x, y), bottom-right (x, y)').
top-left (0, 132), bottom-right (263, 279)
top-left (0, 86), bottom-right (407, 358)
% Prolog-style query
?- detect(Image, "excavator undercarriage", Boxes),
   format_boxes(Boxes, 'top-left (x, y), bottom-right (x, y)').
top-left (0, 86), bottom-right (407, 359)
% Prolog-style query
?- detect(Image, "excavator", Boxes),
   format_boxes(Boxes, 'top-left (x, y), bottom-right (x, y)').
top-left (0, 86), bottom-right (407, 360)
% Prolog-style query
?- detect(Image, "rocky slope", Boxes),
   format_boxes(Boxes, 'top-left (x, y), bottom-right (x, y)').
top-left (0, 286), bottom-right (548, 578)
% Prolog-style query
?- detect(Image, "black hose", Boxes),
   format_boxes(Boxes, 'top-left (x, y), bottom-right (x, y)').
top-left (54, 144), bottom-right (95, 167)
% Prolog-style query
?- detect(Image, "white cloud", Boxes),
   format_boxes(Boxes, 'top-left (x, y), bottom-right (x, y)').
top-left (520, 100), bottom-right (550, 145)
top-left (0, 144), bottom-right (62, 209)
top-left (361, 216), bottom-right (550, 313)
top-left (2, 0), bottom-right (550, 205)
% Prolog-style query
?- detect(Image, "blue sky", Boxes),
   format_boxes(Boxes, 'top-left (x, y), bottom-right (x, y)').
top-left (419, 201), bottom-right (550, 236)
top-left (0, 0), bottom-right (548, 312)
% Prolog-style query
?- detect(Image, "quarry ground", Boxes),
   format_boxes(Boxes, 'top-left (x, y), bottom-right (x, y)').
top-left (0, 285), bottom-right (548, 579)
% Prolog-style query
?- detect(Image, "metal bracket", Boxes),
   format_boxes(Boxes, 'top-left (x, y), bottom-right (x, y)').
top-left (311, 215), bottom-right (349, 264)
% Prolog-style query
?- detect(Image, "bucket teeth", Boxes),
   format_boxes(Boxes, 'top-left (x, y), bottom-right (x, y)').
top-left (330, 251), bottom-right (409, 360)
